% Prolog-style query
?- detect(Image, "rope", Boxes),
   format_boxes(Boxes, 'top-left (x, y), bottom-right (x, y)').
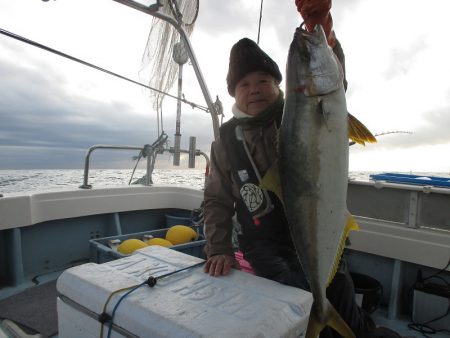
top-left (99, 261), bottom-right (204, 338)
top-left (295, 0), bottom-right (336, 47)
top-left (257, 0), bottom-right (264, 44)
top-left (0, 27), bottom-right (209, 113)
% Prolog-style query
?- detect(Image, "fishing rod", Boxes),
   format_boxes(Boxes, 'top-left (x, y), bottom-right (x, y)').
top-left (349, 130), bottom-right (412, 146)
top-left (0, 27), bottom-right (210, 113)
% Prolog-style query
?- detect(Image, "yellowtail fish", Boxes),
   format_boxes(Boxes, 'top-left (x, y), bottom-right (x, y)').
top-left (261, 24), bottom-right (374, 337)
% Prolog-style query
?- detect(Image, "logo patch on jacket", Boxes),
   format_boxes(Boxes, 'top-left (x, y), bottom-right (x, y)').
top-left (237, 169), bottom-right (249, 182)
top-left (240, 183), bottom-right (264, 212)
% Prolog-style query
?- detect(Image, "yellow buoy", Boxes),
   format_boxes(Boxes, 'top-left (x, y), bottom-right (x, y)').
top-left (166, 225), bottom-right (197, 245)
top-left (117, 239), bottom-right (147, 255)
top-left (147, 237), bottom-right (173, 247)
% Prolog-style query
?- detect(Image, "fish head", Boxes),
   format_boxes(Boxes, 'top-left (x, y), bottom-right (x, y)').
top-left (286, 24), bottom-right (344, 97)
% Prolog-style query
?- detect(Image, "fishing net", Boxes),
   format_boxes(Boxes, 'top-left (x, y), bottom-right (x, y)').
top-left (140, 0), bottom-right (199, 112)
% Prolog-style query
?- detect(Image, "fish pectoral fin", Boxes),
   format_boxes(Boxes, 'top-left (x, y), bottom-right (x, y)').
top-left (345, 210), bottom-right (360, 232)
top-left (260, 162), bottom-right (283, 203)
top-left (348, 112), bottom-right (377, 146)
top-left (305, 300), bottom-right (356, 338)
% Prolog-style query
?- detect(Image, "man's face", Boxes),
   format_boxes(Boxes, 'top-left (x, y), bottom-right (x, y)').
top-left (234, 71), bottom-right (280, 116)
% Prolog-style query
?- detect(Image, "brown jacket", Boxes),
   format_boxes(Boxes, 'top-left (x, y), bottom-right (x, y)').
top-left (203, 119), bottom-right (279, 257)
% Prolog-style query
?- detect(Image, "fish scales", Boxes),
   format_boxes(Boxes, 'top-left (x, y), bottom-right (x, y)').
top-left (280, 24), bottom-right (355, 337)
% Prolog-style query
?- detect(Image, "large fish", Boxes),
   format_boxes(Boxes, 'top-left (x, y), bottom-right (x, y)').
top-left (261, 24), bottom-right (369, 337)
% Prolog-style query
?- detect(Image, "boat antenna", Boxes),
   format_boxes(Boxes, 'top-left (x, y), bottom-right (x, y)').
top-left (257, 0), bottom-right (264, 44)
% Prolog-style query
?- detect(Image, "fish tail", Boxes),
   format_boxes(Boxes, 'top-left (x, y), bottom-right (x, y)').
top-left (348, 112), bottom-right (377, 146)
top-left (305, 300), bottom-right (356, 338)
top-left (326, 211), bottom-right (359, 287)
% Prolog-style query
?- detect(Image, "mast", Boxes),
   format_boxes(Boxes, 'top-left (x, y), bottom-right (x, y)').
top-left (112, 0), bottom-right (220, 140)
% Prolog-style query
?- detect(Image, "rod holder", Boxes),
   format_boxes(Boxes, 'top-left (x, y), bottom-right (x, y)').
top-left (188, 136), bottom-right (196, 168)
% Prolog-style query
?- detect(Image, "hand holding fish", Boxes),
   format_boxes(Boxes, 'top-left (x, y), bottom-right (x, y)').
top-left (295, 0), bottom-right (336, 47)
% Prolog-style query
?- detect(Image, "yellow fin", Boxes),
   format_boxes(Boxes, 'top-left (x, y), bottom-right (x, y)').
top-left (326, 211), bottom-right (360, 287)
top-left (260, 162), bottom-right (283, 203)
top-left (348, 112), bottom-right (377, 146)
top-left (305, 300), bottom-right (356, 338)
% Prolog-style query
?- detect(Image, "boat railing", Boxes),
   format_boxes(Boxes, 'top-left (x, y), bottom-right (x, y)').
top-left (79, 137), bottom-right (210, 189)
top-left (79, 145), bottom-right (145, 189)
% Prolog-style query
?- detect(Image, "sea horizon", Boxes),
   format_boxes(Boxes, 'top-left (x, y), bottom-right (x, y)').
top-left (1, 168), bottom-right (449, 196)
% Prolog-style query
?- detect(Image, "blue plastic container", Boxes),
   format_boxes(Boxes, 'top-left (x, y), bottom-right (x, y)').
top-left (89, 227), bottom-right (205, 263)
top-left (165, 211), bottom-right (193, 227)
top-left (370, 173), bottom-right (450, 188)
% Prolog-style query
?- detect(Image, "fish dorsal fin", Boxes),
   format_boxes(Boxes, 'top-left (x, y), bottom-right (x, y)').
top-left (326, 211), bottom-right (360, 287)
top-left (348, 112), bottom-right (377, 146)
top-left (260, 162), bottom-right (283, 204)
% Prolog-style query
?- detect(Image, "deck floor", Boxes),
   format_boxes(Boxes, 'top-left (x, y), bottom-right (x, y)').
top-left (0, 280), bottom-right (58, 338)
top-left (2, 279), bottom-right (448, 338)
top-left (372, 309), bottom-right (449, 338)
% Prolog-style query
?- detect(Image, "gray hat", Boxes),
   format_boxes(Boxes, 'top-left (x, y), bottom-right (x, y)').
top-left (226, 38), bottom-right (282, 97)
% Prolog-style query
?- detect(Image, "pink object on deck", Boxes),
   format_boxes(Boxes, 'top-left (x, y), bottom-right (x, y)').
top-left (234, 251), bottom-right (255, 274)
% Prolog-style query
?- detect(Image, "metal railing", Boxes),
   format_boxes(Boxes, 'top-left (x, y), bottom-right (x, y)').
top-left (79, 135), bottom-right (209, 189)
top-left (79, 145), bottom-right (144, 189)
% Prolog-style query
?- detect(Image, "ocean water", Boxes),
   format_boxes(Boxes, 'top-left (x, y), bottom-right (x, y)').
top-left (0, 169), bottom-right (449, 196)
top-left (0, 169), bottom-right (207, 196)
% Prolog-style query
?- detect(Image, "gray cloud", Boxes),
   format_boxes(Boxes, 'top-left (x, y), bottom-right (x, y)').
top-left (0, 51), bottom-right (215, 169)
top-left (391, 107), bottom-right (450, 147)
top-left (355, 103), bottom-right (450, 150)
top-left (0, 58), bottom-right (153, 167)
top-left (384, 37), bottom-right (428, 80)
top-left (196, 1), bottom-right (255, 36)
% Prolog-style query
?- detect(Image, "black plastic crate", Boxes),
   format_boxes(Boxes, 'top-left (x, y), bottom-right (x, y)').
top-left (90, 227), bottom-right (206, 263)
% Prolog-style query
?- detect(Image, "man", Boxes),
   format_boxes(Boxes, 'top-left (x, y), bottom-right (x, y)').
top-left (202, 34), bottom-right (402, 338)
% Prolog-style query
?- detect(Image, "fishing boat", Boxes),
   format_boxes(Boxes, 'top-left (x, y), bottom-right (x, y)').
top-left (1, 1), bottom-right (449, 337)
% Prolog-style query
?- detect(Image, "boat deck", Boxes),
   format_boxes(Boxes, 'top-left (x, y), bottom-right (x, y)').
top-left (1, 274), bottom-right (448, 338)
top-left (372, 309), bottom-right (449, 338)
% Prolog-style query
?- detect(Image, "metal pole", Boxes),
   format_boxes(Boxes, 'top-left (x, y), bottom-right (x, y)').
top-left (112, 0), bottom-right (220, 140)
top-left (173, 63), bottom-right (183, 166)
top-left (188, 136), bottom-right (196, 168)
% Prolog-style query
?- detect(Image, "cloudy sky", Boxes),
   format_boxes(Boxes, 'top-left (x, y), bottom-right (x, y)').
top-left (1, 0), bottom-right (450, 173)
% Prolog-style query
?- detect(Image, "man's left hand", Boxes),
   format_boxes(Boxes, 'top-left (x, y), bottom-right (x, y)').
top-left (203, 254), bottom-right (240, 277)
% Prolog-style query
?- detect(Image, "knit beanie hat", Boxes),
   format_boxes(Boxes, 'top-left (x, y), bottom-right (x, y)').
top-left (226, 38), bottom-right (282, 97)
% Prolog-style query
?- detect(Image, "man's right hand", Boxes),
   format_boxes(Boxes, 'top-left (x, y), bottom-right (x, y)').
top-left (204, 254), bottom-right (240, 277)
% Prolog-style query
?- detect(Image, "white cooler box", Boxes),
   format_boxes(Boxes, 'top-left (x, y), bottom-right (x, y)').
top-left (57, 246), bottom-right (312, 338)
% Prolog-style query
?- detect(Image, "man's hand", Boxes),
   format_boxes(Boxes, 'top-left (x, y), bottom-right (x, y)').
top-left (204, 254), bottom-right (240, 277)
top-left (295, 0), bottom-right (336, 47)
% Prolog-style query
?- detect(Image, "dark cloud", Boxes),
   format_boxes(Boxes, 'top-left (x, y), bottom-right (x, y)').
top-left (0, 51), bottom-right (215, 169)
top-left (391, 107), bottom-right (450, 147)
top-left (0, 62), bottom-right (153, 145)
top-left (354, 104), bottom-right (450, 151)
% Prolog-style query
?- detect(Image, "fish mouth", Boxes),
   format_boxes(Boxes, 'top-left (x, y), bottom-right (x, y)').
top-left (295, 24), bottom-right (323, 45)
